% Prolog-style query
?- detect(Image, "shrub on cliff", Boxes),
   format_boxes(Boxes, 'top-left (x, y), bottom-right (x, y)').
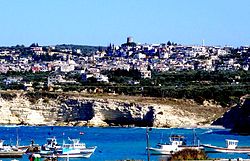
top-left (0, 92), bottom-right (17, 100)
top-left (171, 149), bottom-right (207, 160)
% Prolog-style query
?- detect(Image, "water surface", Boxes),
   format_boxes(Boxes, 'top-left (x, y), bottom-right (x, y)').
top-left (0, 126), bottom-right (250, 161)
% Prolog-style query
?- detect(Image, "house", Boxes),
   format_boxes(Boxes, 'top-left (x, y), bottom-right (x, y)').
top-left (0, 65), bottom-right (8, 73)
top-left (30, 46), bottom-right (44, 55)
top-left (47, 74), bottom-right (65, 86)
top-left (159, 52), bottom-right (169, 59)
top-left (60, 64), bottom-right (75, 72)
top-left (0, 59), bottom-right (6, 63)
top-left (32, 65), bottom-right (41, 73)
top-left (23, 82), bottom-right (34, 91)
top-left (140, 70), bottom-right (151, 79)
top-left (96, 75), bottom-right (109, 83)
top-left (4, 77), bottom-right (23, 85)
top-left (134, 53), bottom-right (146, 59)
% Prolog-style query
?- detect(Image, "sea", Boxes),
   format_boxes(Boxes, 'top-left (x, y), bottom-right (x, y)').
top-left (0, 126), bottom-right (250, 161)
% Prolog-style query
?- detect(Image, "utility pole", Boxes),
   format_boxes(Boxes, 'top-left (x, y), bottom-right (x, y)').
top-left (146, 127), bottom-right (150, 161)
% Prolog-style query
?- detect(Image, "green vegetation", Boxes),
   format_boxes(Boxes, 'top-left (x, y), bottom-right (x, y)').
top-left (0, 92), bottom-right (17, 100)
top-left (103, 69), bottom-right (250, 106)
top-left (0, 71), bottom-right (49, 90)
top-left (55, 44), bottom-right (105, 56)
top-left (171, 149), bottom-right (208, 160)
top-left (5, 71), bottom-right (49, 82)
top-left (1, 70), bottom-right (249, 107)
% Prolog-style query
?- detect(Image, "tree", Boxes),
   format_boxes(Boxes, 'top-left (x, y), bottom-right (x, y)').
top-left (87, 77), bottom-right (97, 84)
top-left (30, 43), bottom-right (39, 47)
top-left (167, 41), bottom-right (172, 46)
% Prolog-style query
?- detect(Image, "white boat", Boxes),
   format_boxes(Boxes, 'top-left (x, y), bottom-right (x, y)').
top-left (148, 135), bottom-right (203, 155)
top-left (202, 139), bottom-right (250, 153)
top-left (41, 137), bottom-right (61, 151)
top-left (37, 137), bottom-right (60, 156)
top-left (39, 137), bottom-right (96, 158)
top-left (0, 140), bottom-right (24, 158)
top-left (58, 148), bottom-right (92, 158)
top-left (39, 148), bottom-right (93, 158)
top-left (62, 138), bottom-right (97, 153)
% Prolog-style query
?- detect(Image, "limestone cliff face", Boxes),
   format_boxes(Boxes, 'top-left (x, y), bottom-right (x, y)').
top-left (0, 93), bottom-right (59, 125)
top-left (0, 91), bottom-right (224, 127)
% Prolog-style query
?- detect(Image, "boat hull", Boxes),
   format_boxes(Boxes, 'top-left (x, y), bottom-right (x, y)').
top-left (202, 144), bottom-right (250, 153)
top-left (80, 146), bottom-right (97, 153)
top-left (40, 152), bottom-right (92, 158)
top-left (0, 151), bottom-right (24, 158)
top-left (57, 152), bottom-right (92, 158)
top-left (149, 147), bottom-right (172, 155)
top-left (39, 148), bottom-right (94, 158)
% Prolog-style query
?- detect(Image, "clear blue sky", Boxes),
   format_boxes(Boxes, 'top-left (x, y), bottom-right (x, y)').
top-left (0, 0), bottom-right (250, 47)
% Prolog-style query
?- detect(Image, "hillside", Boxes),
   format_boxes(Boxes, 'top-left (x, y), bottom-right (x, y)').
top-left (212, 95), bottom-right (250, 134)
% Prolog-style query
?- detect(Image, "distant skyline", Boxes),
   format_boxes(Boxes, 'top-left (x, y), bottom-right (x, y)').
top-left (0, 0), bottom-right (250, 47)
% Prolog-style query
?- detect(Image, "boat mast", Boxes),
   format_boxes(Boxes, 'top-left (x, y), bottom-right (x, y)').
top-left (193, 129), bottom-right (195, 146)
top-left (160, 132), bottom-right (163, 144)
top-left (192, 128), bottom-right (199, 146)
top-left (146, 127), bottom-right (151, 161)
top-left (16, 128), bottom-right (19, 147)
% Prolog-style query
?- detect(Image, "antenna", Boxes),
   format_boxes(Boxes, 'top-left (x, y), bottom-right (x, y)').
top-left (202, 40), bottom-right (205, 47)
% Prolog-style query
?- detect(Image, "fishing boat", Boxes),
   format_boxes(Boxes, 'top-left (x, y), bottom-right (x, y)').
top-left (38, 137), bottom-right (96, 158)
top-left (57, 148), bottom-right (93, 158)
top-left (38, 137), bottom-right (61, 157)
top-left (202, 139), bottom-right (250, 153)
top-left (62, 138), bottom-right (97, 153)
top-left (148, 134), bottom-right (203, 155)
top-left (39, 148), bottom-right (93, 158)
top-left (41, 137), bottom-right (61, 151)
top-left (0, 150), bottom-right (23, 158)
top-left (0, 140), bottom-right (24, 158)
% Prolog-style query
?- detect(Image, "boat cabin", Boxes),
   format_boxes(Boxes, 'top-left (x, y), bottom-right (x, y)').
top-left (42, 137), bottom-right (60, 150)
top-left (0, 140), bottom-right (4, 149)
top-left (226, 139), bottom-right (238, 149)
top-left (48, 137), bottom-right (58, 144)
top-left (169, 135), bottom-right (186, 146)
top-left (0, 140), bottom-right (12, 150)
top-left (63, 138), bottom-right (86, 149)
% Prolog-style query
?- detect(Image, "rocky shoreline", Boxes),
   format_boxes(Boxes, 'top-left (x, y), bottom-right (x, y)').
top-left (212, 95), bottom-right (250, 134)
top-left (0, 90), bottom-right (227, 128)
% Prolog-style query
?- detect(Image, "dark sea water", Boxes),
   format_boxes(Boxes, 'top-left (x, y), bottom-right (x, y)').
top-left (0, 126), bottom-right (250, 161)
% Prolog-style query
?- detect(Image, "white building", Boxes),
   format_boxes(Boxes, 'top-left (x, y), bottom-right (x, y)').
top-left (134, 53), bottom-right (146, 59)
top-left (140, 70), bottom-right (151, 79)
top-left (96, 75), bottom-right (109, 83)
top-left (60, 64), bottom-right (75, 72)
top-left (159, 52), bottom-right (169, 59)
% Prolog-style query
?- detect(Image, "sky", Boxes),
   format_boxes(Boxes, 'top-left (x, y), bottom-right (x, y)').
top-left (0, 0), bottom-right (250, 47)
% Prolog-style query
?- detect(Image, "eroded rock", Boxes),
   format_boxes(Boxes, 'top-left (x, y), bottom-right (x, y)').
top-left (0, 91), bottom-right (224, 127)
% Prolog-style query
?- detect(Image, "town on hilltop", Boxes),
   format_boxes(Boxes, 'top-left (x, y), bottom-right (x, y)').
top-left (0, 37), bottom-right (249, 106)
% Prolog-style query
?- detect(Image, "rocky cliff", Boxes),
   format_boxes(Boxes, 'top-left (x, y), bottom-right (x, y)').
top-left (212, 95), bottom-right (250, 134)
top-left (0, 91), bottom-right (226, 127)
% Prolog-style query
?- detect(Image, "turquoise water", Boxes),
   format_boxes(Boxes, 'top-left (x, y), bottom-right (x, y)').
top-left (0, 126), bottom-right (250, 161)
